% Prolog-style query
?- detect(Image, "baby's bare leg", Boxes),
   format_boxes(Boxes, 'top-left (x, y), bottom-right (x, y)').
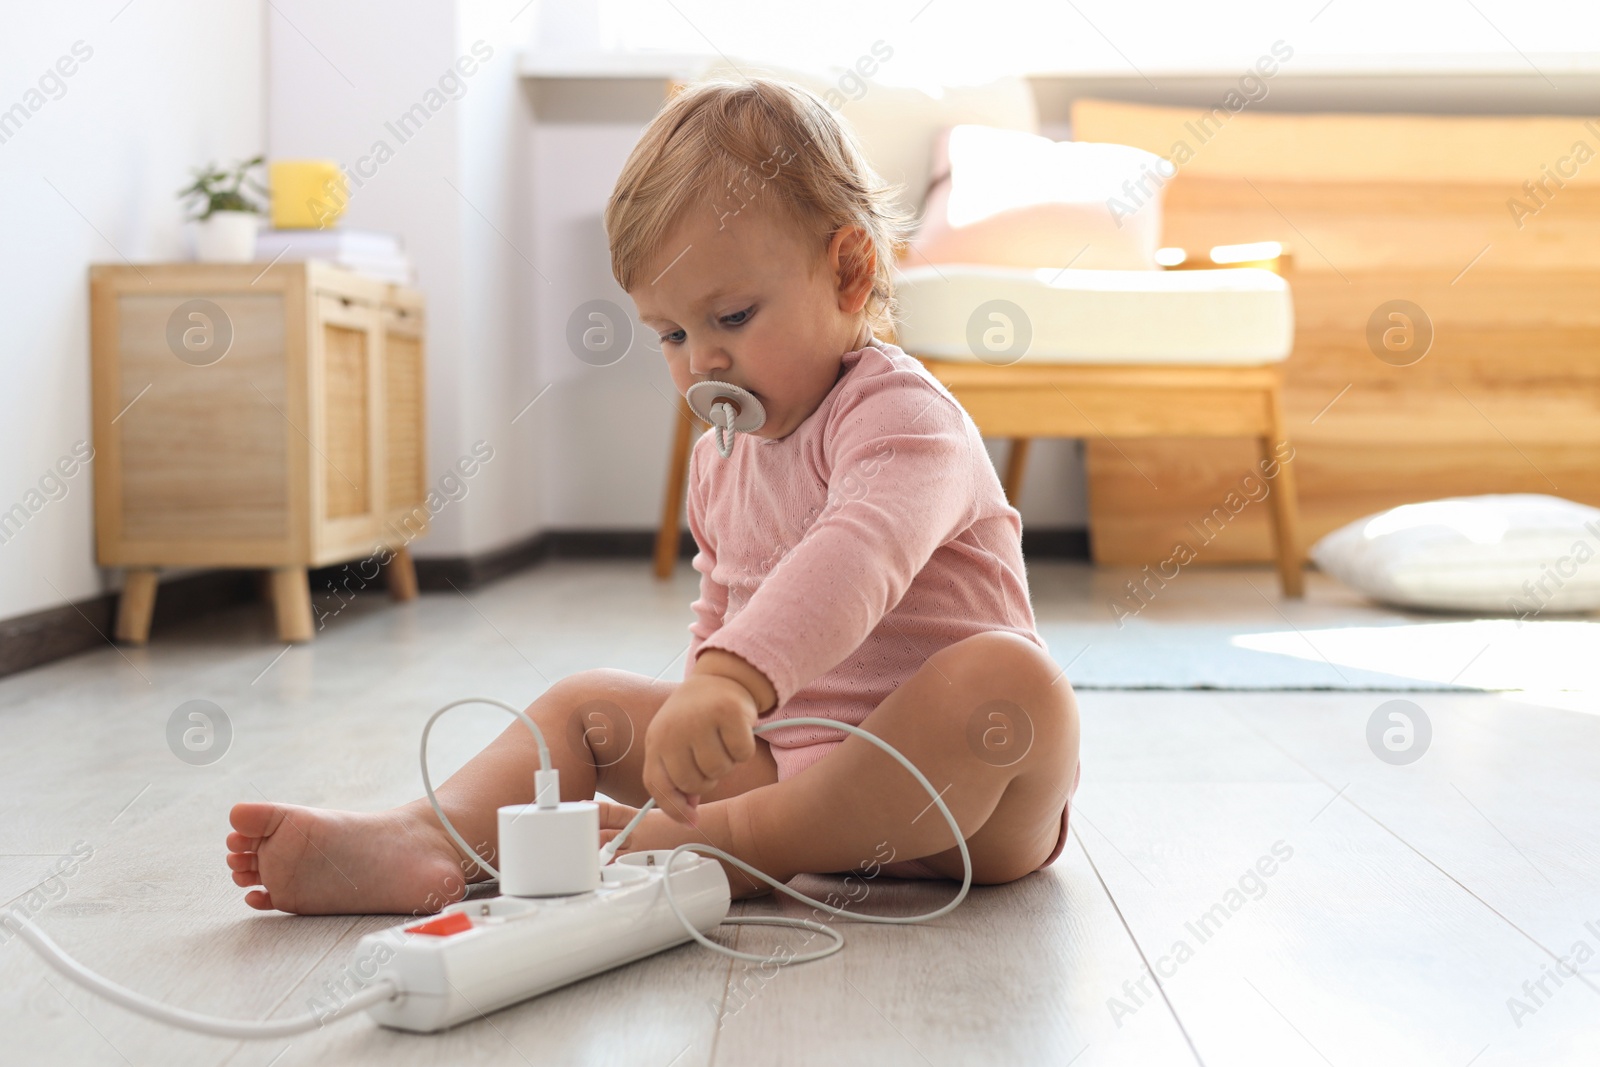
top-left (725, 631), bottom-right (1079, 885)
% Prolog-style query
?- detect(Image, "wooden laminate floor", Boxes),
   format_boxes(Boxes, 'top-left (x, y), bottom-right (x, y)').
top-left (1, 560), bottom-right (1596, 1065)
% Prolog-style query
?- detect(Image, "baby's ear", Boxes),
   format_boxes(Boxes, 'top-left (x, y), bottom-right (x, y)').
top-left (828, 225), bottom-right (876, 313)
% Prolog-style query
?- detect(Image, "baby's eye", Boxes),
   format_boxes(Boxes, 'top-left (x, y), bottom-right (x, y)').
top-left (721, 307), bottom-right (754, 327)
top-left (660, 329), bottom-right (685, 345)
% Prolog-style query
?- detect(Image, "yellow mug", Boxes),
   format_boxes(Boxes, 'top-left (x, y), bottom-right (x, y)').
top-left (269, 160), bottom-right (348, 229)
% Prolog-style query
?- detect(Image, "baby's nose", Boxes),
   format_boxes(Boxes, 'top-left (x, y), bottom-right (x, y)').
top-left (688, 343), bottom-right (731, 376)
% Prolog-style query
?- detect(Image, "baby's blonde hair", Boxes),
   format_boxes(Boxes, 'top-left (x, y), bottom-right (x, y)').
top-left (605, 77), bottom-right (913, 338)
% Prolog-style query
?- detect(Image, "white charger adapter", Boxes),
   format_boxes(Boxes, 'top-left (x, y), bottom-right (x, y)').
top-left (496, 767), bottom-right (599, 897)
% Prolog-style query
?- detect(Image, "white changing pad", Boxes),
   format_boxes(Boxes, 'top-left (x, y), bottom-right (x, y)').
top-left (894, 264), bottom-right (1293, 365)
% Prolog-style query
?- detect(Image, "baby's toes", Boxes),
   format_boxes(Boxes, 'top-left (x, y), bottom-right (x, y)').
top-left (229, 801), bottom-right (281, 838)
top-left (227, 850), bottom-right (260, 887)
top-left (226, 831), bottom-right (258, 852)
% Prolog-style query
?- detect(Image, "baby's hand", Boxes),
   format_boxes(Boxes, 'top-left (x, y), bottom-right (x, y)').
top-left (643, 674), bottom-right (759, 826)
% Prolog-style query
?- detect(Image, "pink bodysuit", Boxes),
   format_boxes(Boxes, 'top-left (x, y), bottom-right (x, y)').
top-left (684, 337), bottom-right (1077, 878)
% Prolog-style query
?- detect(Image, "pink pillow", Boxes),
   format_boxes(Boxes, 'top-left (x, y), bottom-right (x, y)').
top-left (914, 125), bottom-right (1167, 270)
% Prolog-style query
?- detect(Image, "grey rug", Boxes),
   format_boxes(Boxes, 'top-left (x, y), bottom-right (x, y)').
top-left (1037, 618), bottom-right (1600, 691)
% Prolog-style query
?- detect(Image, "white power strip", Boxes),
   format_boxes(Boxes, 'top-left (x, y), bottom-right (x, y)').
top-left (359, 850), bottom-right (730, 1033)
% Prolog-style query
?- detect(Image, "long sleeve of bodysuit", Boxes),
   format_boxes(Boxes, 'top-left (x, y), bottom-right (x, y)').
top-left (684, 441), bottom-right (728, 672)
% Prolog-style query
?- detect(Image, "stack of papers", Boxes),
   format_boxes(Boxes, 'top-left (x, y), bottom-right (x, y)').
top-left (255, 228), bottom-right (413, 284)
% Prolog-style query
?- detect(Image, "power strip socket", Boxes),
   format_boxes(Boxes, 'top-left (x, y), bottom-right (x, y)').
top-left (354, 850), bottom-right (730, 1033)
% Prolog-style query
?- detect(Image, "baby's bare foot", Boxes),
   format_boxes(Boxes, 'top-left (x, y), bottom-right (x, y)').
top-left (598, 799), bottom-right (773, 899)
top-left (226, 802), bottom-right (470, 915)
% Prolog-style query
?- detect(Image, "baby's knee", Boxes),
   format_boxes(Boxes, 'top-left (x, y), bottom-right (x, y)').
top-left (540, 671), bottom-right (633, 748)
top-left (537, 669), bottom-right (669, 772)
top-left (936, 633), bottom-right (1078, 763)
top-left (539, 668), bottom-right (656, 717)
top-left (940, 632), bottom-right (1073, 710)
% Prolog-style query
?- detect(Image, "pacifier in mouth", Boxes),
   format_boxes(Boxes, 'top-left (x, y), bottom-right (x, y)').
top-left (685, 379), bottom-right (766, 458)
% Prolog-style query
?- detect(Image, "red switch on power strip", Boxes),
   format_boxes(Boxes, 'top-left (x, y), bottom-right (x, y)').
top-left (405, 912), bottom-right (474, 937)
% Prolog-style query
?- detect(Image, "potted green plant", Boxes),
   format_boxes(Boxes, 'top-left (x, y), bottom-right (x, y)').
top-left (178, 155), bottom-right (266, 262)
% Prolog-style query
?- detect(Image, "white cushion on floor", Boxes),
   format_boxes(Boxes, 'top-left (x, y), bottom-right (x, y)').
top-left (1309, 494), bottom-right (1600, 615)
top-left (893, 264), bottom-right (1293, 365)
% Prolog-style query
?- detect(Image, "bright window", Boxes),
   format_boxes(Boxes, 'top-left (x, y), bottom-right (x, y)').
top-left (534, 0), bottom-right (1600, 82)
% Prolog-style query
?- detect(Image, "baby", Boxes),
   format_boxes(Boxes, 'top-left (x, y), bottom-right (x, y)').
top-left (225, 78), bottom-right (1081, 914)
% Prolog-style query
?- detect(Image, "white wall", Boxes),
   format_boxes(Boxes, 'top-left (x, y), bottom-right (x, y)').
top-left (453, 3), bottom-right (548, 552)
top-left (265, 0), bottom-right (532, 560)
top-left (0, 0), bottom-right (264, 623)
top-left (265, 0), bottom-right (568, 561)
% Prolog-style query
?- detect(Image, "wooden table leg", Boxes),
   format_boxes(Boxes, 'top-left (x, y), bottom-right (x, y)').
top-left (1002, 438), bottom-right (1031, 506)
top-left (655, 399), bottom-right (700, 580)
top-left (115, 569), bottom-right (159, 644)
top-left (269, 566), bottom-right (315, 642)
top-left (385, 545), bottom-right (419, 601)
top-left (1262, 388), bottom-right (1304, 598)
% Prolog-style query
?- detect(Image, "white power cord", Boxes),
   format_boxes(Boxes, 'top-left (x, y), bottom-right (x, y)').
top-left (1, 911), bottom-right (397, 1038)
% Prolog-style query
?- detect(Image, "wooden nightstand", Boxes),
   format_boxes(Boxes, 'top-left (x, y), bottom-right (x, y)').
top-left (89, 261), bottom-right (428, 643)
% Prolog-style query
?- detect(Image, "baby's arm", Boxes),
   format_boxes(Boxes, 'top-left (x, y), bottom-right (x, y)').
top-left (684, 442), bottom-right (728, 669)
